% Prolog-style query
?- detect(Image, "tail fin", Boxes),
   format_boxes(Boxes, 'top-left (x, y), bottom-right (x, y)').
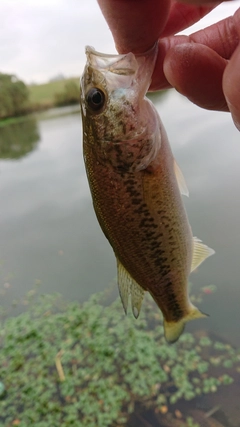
top-left (163, 304), bottom-right (208, 344)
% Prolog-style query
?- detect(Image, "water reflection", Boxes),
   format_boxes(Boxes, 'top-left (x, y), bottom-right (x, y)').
top-left (0, 95), bottom-right (240, 349)
top-left (0, 118), bottom-right (39, 160)
top-left (0, 109), bottom-right (116, 312)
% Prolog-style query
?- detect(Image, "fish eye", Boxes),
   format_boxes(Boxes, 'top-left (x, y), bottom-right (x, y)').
top-left (86, 87), bottom-right (105, 112)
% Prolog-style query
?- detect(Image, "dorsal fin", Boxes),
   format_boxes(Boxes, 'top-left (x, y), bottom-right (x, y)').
top-left (191, 237), bottom-right (215, 272)
top-left (174, 159), bottom-right (189, 197)
top-left (117, 259), bottom-right (144, 318)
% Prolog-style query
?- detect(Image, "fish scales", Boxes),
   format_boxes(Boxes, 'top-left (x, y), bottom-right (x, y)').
top-left (84, 125), bottom-right (191, 322)
top-left (80, 45), bottom-right (215, 343)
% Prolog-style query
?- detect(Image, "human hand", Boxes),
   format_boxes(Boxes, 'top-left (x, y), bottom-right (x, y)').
top-left (97, 0), bottom-right (240, 130)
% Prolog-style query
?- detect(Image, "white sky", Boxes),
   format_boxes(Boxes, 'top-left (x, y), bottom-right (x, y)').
top-left (0, 0), bottom-right (239, 84)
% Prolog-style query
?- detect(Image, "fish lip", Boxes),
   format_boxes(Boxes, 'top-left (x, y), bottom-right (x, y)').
top-left (85, 44), bottom-right (158, 59)
top-left (85, 46), bottom-right (138, 76)
top-left (86, 45), bottom-right (124, 59)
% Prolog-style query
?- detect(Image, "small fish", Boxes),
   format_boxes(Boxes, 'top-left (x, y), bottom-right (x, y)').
top-left (80, 45), bottom-right (214, 343)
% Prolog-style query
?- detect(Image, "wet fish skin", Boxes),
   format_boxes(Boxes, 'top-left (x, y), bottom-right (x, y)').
top-left (80, 45), bottom-right (214, 343)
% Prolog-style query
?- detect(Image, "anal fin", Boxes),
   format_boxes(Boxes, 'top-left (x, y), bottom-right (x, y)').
top-left (191, 237), bottom-right (215, 272)
top-left (117, 259), bottom-right (130, 314)
top-left (117, 259), bottom-right (144, 318)
top-left (130, 278), bottom-right (144, 319)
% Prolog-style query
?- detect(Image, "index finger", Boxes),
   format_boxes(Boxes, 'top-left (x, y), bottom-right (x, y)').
top-left (161, 1), bottom-right (218, 37)
top-left (177, 0), bottom-right (230, 4)
top-left (97, 0), bottom-right (170, 53)
top-left (97, 0), bottom-right (218, 53)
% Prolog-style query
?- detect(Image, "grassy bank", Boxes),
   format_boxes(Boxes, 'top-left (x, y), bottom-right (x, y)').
top-left (28, 77), bottom-right (80, 109)
top-left (0, 285), bottom-right (239, 427)
top-left (0, 77), bottom-right (81, 123)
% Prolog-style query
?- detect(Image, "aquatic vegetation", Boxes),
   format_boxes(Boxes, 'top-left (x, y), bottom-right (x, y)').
top-left (185, 418), bottom-right (200, 427)
top-left (0, 288), bottom-right (239, 427)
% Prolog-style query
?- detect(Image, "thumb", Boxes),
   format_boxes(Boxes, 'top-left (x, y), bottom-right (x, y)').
top-left (222, 10), bottom-right (240, 131)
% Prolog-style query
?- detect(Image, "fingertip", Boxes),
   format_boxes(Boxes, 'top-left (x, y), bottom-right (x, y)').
top-left (97, 0), bottom-right (170, 54)
top-left (223, 26), bottom-right (240, 131)
top-left (176, 0), bottom-right (225, 4)
top-left (150, 39), bottom-right (173, 90)
top-left (163, 43), bottom-right (228, 111)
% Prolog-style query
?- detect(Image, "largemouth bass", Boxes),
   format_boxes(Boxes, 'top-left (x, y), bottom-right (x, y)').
top-left (80, 45), bottom-right (214, 343)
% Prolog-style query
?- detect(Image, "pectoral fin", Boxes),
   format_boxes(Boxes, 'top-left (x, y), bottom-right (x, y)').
top-left (117, 259), bottom-right (144, 318)
top-left (174, 159), bottom-right (189, 197)
top-left (191, 237), bottom-right (215, 272)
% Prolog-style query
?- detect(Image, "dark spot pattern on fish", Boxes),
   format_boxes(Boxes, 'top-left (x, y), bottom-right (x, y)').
top-left (126, 188), bottom-right (141, 198)
top-left (125, 178), bottom-right (135, 185)
top-left (132, 203), bottom-right (148, 215)
top-left (131, 198), bottom-right (142, 205)
top-left (118, 121), bottom-right (126, 135)
top-left (163, 285), bottom-right (184, 321)
top-left (150, 275), bottom-right (184, 322)
top-left (139, 218), bottom-right (156, 228)
top-left (116, 165), bottom-right (129, 173)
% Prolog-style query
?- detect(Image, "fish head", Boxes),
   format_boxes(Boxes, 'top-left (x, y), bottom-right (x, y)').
top-left (80, 45), bottom-right (160, 171)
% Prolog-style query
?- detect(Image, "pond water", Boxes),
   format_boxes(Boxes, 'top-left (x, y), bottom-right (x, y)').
top-left (0, 92), bottom-right (240, 348)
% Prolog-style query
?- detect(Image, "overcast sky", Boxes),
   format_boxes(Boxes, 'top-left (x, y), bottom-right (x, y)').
top-left (1, 0), bottom-right (240, 84)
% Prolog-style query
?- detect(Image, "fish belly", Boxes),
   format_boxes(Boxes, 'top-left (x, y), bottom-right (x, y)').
top-left (84, 139), bottom-right (193, 324)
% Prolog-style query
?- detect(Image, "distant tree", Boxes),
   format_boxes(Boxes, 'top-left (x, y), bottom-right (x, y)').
top-left (54, 80), bottom-right (79, 106)
top-left (64, 81), bottom-right (79, 103)
top-left (0, 73), bottom-right (29, 119)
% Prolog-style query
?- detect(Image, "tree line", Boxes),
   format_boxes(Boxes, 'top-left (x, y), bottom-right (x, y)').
top-left (0, 73), bottom-right (80, 120)
top-left (0, 73), bottom-right (29, 119)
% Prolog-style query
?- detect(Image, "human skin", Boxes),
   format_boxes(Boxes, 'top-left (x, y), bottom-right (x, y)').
top-left (97, 0), bottom-right (240, 130)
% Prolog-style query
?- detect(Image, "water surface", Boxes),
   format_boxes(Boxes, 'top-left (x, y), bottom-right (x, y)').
top-left (0, 93), bottom-right (239, 346)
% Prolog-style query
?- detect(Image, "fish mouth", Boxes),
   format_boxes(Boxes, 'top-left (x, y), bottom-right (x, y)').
top-left (85, 44), bottom-right (158, 59)
top-left (85, 45), bottom-right (158, 76)
top-left (86, 46), bottom-right (123, 59)
top-left (85, 46), bottom-right (138, 76)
